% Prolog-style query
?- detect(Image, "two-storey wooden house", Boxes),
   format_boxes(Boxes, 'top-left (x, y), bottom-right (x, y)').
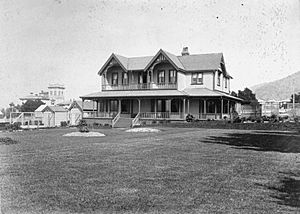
top-left (81, 48), bottom-right (242, 127)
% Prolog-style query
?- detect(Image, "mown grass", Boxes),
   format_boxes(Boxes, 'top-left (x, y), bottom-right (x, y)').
top-left (0, 127), bottom-right (299, 213)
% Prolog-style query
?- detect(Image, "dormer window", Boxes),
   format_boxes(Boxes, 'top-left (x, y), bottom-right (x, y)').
top-left (217, 72), bottom-right (221, 86)
top-left (122, 72), bottom-right (128, 85)
top-left (112, 73), bottom-right (118, 85)
top-left (191, 72), bottom-right (203, 85)
top-left (169, 70), bottom-right (177, 83)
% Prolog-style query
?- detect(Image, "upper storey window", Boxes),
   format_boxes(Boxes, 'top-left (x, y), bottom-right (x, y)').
top-left (217, 72), bottom-right (221, 86)
top-left (158, 70), bottom-right (165, 84)
top-left (112, 73), bottom-right (118, 85)
top-left (225, 78), bottom-right (227, 88)
top-left (191, 72), bottom-right (203, 85)
top-left (169, 70), bottom-right (177, 83)
top-left (122, 72), bottom-right (128, 85)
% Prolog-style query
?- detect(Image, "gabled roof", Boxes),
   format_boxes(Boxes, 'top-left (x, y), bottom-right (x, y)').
top-left (42, 105), bottom-right (68, 113)
top-left (178, 53), bottom-right (223, 71)
top-left (98, 53), bottom-right (128, 75)
top-left (98, 49), bottom-right (229, 75)
top-left (34, 104), bottom-right (47, 112)
top-left (127, 56), bottom-right (153, 70)
top-left (68, 100), bottom-right (96, 111)
top-left (144, 49), bottom-right (185, 71)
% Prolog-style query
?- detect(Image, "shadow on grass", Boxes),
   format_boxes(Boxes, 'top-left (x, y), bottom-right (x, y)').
top-left (258, 171), bottom-right (300, 208)
top-left (203, 132), bottom-right (300, 153)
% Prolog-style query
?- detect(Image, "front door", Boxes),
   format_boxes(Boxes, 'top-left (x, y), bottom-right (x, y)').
top-left (121, 100), bottom-right (131, 114)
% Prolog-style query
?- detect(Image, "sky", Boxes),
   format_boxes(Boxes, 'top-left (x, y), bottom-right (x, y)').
top-left (0, 0), bottom-right (300, 109)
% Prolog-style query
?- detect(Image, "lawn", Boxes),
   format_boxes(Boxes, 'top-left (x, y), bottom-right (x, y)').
top-left (0, 127), bottom-right (299, 213)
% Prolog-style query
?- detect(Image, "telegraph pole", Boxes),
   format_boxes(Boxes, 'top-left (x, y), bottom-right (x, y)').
top-left (293, 79), bottom-right (295, 110)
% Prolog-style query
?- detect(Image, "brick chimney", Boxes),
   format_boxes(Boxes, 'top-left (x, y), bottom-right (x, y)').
top-left (181, 47), bottom-right (189, 56)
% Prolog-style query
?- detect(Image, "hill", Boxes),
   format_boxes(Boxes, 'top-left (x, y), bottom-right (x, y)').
top-left (250, 71), bottom-right (300, 101)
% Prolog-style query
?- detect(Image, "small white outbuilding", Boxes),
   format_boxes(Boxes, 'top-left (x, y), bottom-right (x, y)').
top-left (68, 100), bottom-right (96, 126)
top-left (41, 105), bottom-right (68, 127)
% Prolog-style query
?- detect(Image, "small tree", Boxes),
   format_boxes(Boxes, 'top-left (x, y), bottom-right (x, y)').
top-left (20, 100), bottom-right (45, 112)
top-left (78, 119), bottom-right (89, 132)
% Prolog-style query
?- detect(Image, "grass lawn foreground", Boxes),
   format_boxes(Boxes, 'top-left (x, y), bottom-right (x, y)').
top-left (0, 127), bottom-right (299, 213)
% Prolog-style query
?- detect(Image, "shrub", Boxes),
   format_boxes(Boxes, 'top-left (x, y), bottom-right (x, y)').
top-left (6, 122), bottom-right (21, 131)
top-left (270, 114), bottom-right (277, 120)
top-left (93, 122), bottom-right (99, 128)
top-left (60, 121), bottom-right (68, 127)
top-left (0, 137), bottom-right (18, 145)
top-left (186, 114), bottom-right (194, 122)
top-left (233, 117), bottom-right (242, 123)
top-left (77, 119), bottom-right (89, 133)
top-left (256, 117), bottom-right (262, 123)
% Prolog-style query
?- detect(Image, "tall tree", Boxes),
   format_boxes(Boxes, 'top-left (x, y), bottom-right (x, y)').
top-left (238, 88), bottom-right (258, 102)
top-left (20, 100), bottom-right (45, 112)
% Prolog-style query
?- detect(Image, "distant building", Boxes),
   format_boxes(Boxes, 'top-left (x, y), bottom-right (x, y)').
top-left (48, 83), bottom-right (65, 105)
top-left (20, 83), bottom-right (65, 105)
top-left (259, 99), bottom-right (294, 116)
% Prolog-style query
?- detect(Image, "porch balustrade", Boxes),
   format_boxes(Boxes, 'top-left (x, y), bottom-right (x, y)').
top-left (83, 111), bottom-right (117, 118)
top-left (140, 112), bottom-right (183, 119)
top-left (102, 82), bottom-right (177, 91)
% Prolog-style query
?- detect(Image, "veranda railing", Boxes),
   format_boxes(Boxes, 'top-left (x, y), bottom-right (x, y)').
top-left (102, 82), bottom-right (177, 91)
top-left (139, 112), bottom-right (183, 119)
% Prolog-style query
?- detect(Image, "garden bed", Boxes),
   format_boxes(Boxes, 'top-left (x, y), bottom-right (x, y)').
top-left (146, 120), bottom-right (300, 132)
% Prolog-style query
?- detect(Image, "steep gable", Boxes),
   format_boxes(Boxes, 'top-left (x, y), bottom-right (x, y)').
top-left (98, 53), bottom-right (128, 75)
top-left (144, 49), bottom-right (185, 71)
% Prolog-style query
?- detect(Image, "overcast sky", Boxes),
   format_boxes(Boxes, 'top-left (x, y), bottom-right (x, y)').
top-left (1, 0), bottom-right (300, 109)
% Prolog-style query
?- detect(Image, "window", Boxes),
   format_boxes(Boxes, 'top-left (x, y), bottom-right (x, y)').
top-left (158, 70), bottom-right (165, 84)
top-left (217, 72), bottom-right (221, 86)
top-left (54, 91), bottom-right (57, 96)
top-left (110, 100), bottom-right (118, 112)
top-left (207, 101), bottom-right (215, 113)
top-left (225, 78), bottom-right (227, 88)
top-left (112, 73), bottom-right (118, 85)
top-left (169, 70), bottom-right (177, 83)
top-left (50, 91), bottom-right (52, 96)
top-left (138, 72), bottom-right (143, 84)
top-left (157, 100), bottom-right (166, 112)
top-left (122, 72), bottom-right (128, 85)
top-left (191, 72), bottom-right (203, 84)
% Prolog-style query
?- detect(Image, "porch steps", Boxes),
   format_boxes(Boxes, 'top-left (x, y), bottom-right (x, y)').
top-left (113, 117), bottom-right (133, 128)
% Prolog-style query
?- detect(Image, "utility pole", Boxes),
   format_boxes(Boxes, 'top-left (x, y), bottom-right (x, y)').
top-left (293, 79), bottom-right (295, 110)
